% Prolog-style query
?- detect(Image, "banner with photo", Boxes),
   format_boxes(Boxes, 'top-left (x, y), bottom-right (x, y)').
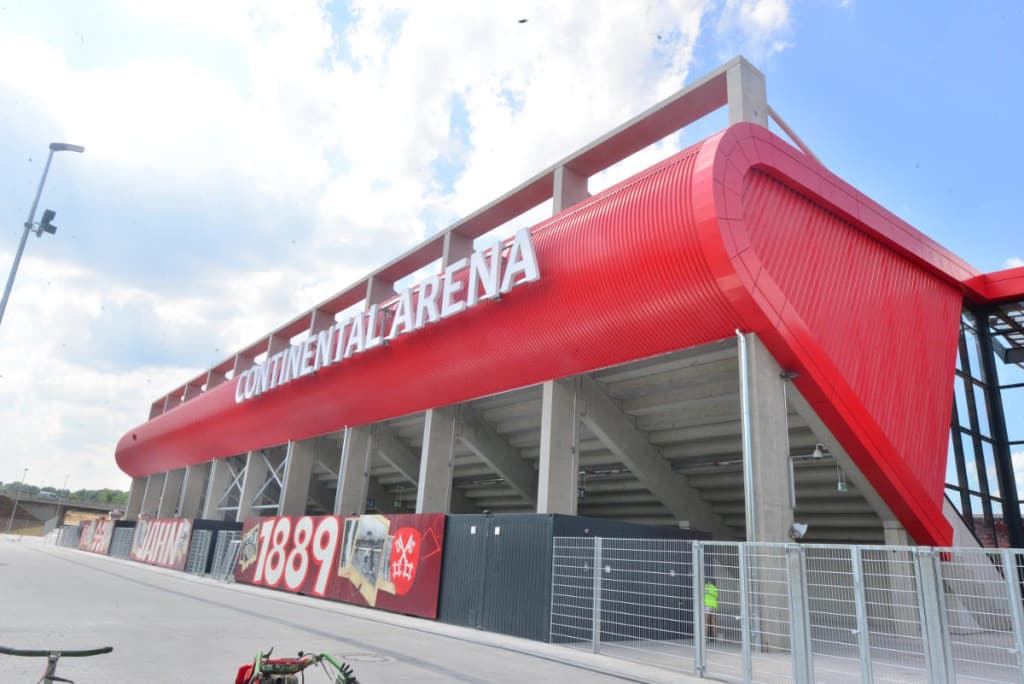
top-left (129, 518), bottom-right (193, 571)
top-left (78, 518), bottom-right (115, 555)
top-left (234, 513), bottom-right (445, 619)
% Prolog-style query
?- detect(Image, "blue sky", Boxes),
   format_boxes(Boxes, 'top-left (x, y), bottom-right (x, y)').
top-left (0, 0), bottom-right (1020, 491)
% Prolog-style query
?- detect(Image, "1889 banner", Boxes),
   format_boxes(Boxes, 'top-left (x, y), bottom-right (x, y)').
top-left (234, 514), bottom-right (445, 619)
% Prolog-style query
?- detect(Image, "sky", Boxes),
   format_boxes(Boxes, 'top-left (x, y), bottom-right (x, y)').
top-left (0, 0), bottom-right (1021, 493)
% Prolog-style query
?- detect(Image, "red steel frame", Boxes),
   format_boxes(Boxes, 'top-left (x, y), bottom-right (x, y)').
top-left (116, 68), bottom-right (1024, 547)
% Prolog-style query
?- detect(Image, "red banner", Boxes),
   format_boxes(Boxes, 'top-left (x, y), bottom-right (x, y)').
top-left (234, 514), bottom-right (445, 619)
top-left (129, 518), bottom-right (193, 570)
top-left (78, 519), bottom-right (114, 555)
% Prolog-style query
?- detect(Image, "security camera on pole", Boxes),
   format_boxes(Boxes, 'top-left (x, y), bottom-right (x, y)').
top-left (0, 142), bottom-right (85, 330)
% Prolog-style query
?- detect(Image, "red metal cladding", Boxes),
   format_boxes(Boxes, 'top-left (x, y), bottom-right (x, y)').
top-left (118, 123), bottom-right (992, 545)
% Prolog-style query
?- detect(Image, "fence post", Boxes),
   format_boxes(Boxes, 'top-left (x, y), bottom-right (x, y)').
top-left (786, 545), bottom-right (813, 684)
top-left (849, 546), bottom-right (873, 684)
top-left (1001, 549), bottom-right (1024, 682)
top-left (914, 548), bottom-right (952, 683)
top-left (739, 543), bottom-right (752, 682)
top-left (693, 542), bottom-right (706, 677)
top-left (592, 537), bottom-right (602, 654)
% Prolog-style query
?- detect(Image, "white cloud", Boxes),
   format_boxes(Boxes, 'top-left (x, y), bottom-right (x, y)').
top-left (716, 0), bottom-right (793, 60)
top-left (0, 0), bottom-right (795, 490)
top-left (1004, 257), bottom-right (1024, 269)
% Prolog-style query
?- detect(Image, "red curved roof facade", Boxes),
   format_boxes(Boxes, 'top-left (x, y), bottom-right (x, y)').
top-left (117, 123), bottom-right (1021, 546)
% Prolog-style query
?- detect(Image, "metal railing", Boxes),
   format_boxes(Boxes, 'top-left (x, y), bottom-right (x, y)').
top-left (185, 529), bottom-right (212, 575)
top-left (551, 538), bottom-right (1024, 683)
top-left (209, 531), bottom-right (241, 582)
top-left (109, 527), bottom-right (135, 558)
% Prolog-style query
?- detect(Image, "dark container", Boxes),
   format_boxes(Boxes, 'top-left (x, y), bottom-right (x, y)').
top-left (437, 513), bottom-right (707, 642)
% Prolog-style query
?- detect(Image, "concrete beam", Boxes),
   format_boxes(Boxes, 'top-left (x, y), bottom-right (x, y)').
top-left (140, 473), bottom-right (166, 517)
top-left (365, 476), bottom-right (404, 514)
top-left (577, 375), bottom-right (727, 536)
top-left (417, 408), bottom-right (456, 513)
top-left (785, 379), bottom-right (897, 524)
top-left (178, 462), bottom-right (211, 519)
top-left (456, 404), bottom-right (537, 504)
top-left (125, 477), bottom-right (147, 521)
top-left (373, 423), bottom-right (421, 486)
top-left (335, 427), bottom-right (373, 515)
top-left (538, 379), bottom-right (579, 515)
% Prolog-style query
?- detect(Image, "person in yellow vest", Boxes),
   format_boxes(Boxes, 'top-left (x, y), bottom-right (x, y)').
top-left (704, 579), bottom-right (719, 640)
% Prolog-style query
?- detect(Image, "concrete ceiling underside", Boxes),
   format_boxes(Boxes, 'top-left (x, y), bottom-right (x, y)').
top-left (309, 338), bottom-right (886, 543)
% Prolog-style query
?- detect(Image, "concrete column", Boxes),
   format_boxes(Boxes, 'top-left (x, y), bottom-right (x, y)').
top-left (443, 231), bottom-right (473, 267)
top-left (744, 334), bottom-right (793, 542)
top-left (237, 451), bottom-right (270, 521)
top-left (280, 439), bottom-right (317, 516)
top-left (125, 477), bottom-right (147, 521)
top-left (870, 524), bottom-right (920, 638)
top-left (417, 408), bottom-right (456, 513)
top-left (553, 165), bottom-right (590, 213)
top-left (157, 467), bottom-right (185, 518)
top-left (365, 276), bottom-right (394, 306)
top-left (178, 462), bottom-right (211, 519)
top-left (538, 379), bottom-right (579, 515)
top-left (139, 472), bottom-right (165, 517)
top-left (883, 521), bottom-right (912, 546)
top-left (335, 427), bottom-right (373, 515)
top-left (742, 334), bottom-right (793, 653)
top-left (726, 58), bottom-right (768, 126)
top-left (202, 458), bottom-right (234, 520)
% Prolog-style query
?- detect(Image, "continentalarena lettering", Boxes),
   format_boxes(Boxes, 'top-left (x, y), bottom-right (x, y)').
top-left (234, 227), bottom-right (541, 404)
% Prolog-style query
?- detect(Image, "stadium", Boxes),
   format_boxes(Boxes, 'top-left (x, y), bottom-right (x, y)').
top-left (110, 57), bottom-right (1023, 552)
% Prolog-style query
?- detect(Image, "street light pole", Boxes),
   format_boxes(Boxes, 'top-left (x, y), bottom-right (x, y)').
top-left (5, 467), bottom-right (29, 534)
top-left (0, 142), bottom-right (85, 329)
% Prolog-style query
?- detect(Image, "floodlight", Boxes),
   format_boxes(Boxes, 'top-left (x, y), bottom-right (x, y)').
top-left (38, 209), bottom-right (57, 235)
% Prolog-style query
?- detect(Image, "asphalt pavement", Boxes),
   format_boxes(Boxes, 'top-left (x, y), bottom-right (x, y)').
top-left (0, 535), bottom-right (696, 683)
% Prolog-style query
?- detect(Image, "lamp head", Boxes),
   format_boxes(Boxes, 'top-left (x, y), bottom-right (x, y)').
top-left (789, 522), bottom-right (809, 540)
top-left (49, 142), bottom-right (85, 154)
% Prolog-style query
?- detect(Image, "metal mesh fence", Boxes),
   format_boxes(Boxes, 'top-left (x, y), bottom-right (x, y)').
top-left (859, 546), bottom-right (929, 682)
top-left (597, 538), bottom-right (694, 670)
top-left (940, 548), bottom-right (1024, 683)
top-left (550, 536), bottom-right (595, 647)
top-left (55, 526), bottom-right (81, 548)
top-left (551, 539), bottom-right (1024, 683)
top-left (209, 531), bottom-right (241, 582)
top-left (184, 529), bottom-right (212, 575)
top-left (109, 527), bottom-right (134, 558)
